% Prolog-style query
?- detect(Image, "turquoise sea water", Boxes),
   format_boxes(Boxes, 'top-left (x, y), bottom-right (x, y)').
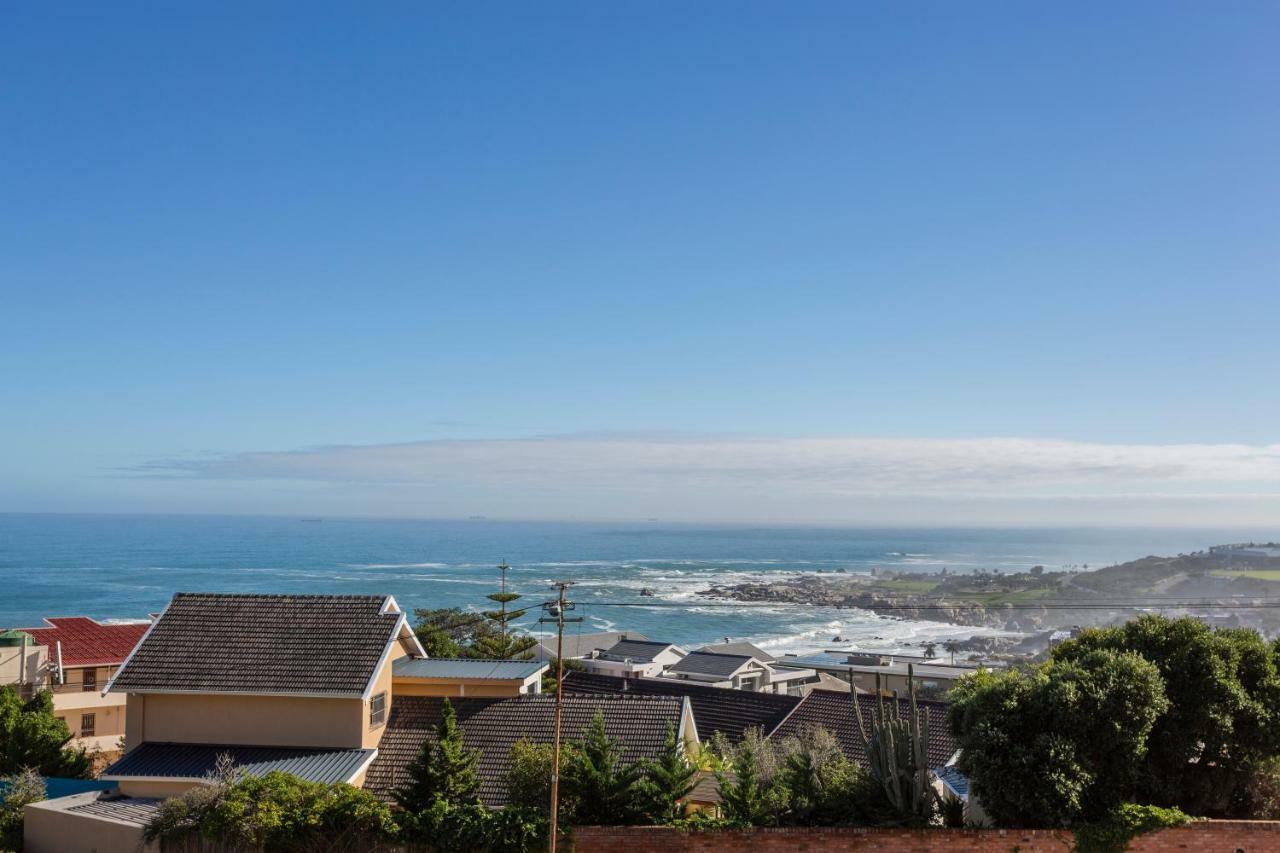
top-left (2, 515), bottom-right (1270, 654)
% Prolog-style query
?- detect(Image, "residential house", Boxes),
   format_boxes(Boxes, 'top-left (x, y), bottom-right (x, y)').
top-left (561, 670), bottom-right (799, 744)
top-left (25, 592), bottom-right (426, 853)
top-left (363, 693), bottom-right (697, 807)
top-left (391, 657), bottom-right (546, 697)
top-left (662, 649), bottom-right (819, 696)
top-left (583, 638), bottom-right (686, 678)
top-left (769, 689), bottom-right (957, 773)
top-left (773, 650), bottom-right (979, 697)
top-left (532, 630), bottom-right (648, 661)
top-left (1, 617), bottom-right (151, 758)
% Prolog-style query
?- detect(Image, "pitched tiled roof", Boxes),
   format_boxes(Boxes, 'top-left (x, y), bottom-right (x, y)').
top-left (109, 593), bottom-right (408, 696)
top-left (393, 658), bottom-right (547, 681)
top-left (598, 639), bottom-right (680, 662)
top-left (562, 671), bottom-right (799, 744)
top-left (666, 651), bottom-right (755, 678)
top-left (22, 617), bottom-right (149, 668)
top-left (364, 694), bottom-right (686, 807)
top-left (770, 690), bottom-right (956, 771)
top-left (697, 641), bottom-right (775, 663)
top-left (103, 742), bottom-right (376, 785)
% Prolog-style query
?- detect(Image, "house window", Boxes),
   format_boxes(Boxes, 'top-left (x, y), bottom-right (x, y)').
top-left (82, 668), bottom-right (97, 692)
top-left (370, 692), bottom-right (387, 728)
top-left (80, 713), bottom-right (95, 737)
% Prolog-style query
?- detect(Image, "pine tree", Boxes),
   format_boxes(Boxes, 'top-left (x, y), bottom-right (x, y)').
top-left (564, 710), bottom-right (645, 825)
top-left (472, 560), bottom-right (537, 660)
top-left (394, 698), bottom-right (481, 812)
top-left (637, 721), bottom-right (698, 823)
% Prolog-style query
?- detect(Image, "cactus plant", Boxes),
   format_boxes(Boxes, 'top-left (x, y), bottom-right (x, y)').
top-left (850, 664), bottom-right (939, 824)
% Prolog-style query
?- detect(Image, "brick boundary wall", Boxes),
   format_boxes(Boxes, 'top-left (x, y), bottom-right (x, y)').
top-left (570, 821), bottom-right (1280, 852)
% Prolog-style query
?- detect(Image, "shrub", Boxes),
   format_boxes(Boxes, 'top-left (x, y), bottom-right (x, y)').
top-left (0, 768), bottom-right (46, 851)
top-left (1072, 803), bottom-right (1191, 853)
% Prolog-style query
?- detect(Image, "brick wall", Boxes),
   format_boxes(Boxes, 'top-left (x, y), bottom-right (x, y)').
top-left (570, 821), bottom-right (1280, 852)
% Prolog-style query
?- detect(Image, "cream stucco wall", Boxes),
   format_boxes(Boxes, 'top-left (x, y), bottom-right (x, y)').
top-left (125, 692), bottom-right (367, 749)
top-left (24, 794), bottom-right (156, 853)
top-left (392, 679), bottom-right (528, 698)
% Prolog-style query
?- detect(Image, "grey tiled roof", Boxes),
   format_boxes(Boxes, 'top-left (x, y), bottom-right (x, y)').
top-left (666, 651), bottom-right (754, 678)
top-left (534, 631), bottom-right (648, 659)
top-left (110, 593), bottom-right (404, 696)
top-left (364, 694), bottom-right (687, 807)
top-left (770, 690), bottom-right (956, 771)
top-left (393, 657), bottom-right (546, 681)
top-left (562, 671), bottom-right (799, 744)
top-left (697, 641), bottom-right (776, 663)
top-left (67, 796), bottom-right (163, 825)
top-left (598, 639), bottom-right (679, 663)
top-left (103, 742), bottom-right (376, 784)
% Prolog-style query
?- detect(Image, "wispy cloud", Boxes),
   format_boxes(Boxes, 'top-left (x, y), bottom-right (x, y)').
top-left (120, 434), bottom-right (1280, 524)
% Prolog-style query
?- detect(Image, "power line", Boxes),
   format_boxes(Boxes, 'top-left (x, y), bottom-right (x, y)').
top-left (564, 599), bottom-right (1280, 611)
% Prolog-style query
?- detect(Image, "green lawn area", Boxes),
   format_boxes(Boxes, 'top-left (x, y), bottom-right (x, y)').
top-left (1211, 569), bottom-right (1280, 582)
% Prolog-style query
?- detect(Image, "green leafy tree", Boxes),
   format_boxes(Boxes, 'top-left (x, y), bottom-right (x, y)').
top-left (0, 686), bottom-right (90, 777)
top-left (715, 728), bottom-right (786, 827)
top-left (949, 648), bottom-right (1167, 827)
top-left (505, 738), bottom-right (580, 818)
top-left (471, 561), bottom-right (538, 660)
top-left (412, 608), bottom-right (497, 659)
top-left (635, 722), bottom-right (698, 823)
top-left (395, 698), bottom-right (481, 813)
top-left (1052, 615), bottom-right (1280, 815)
top-left (563, 710), bottom-right (646, 825)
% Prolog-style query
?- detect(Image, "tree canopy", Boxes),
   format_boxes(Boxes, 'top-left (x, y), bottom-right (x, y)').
top-left (0, 686), bottom-right (90, 778)
top-left (1051, 614), bottom-right (1280, 815)
top-left (948, 648), bottom-right (1168, 826)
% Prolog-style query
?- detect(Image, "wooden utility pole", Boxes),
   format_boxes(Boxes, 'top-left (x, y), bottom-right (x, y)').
top-left (539, 581), bottom-right (581, 853)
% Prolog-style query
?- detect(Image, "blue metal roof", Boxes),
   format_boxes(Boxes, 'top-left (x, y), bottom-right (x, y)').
top-left (103, 743), bottom-right (375, 784)
top-left (393, 657), bottom-right (546, 680)
top-left (934, 765), bottom-right (970, 800)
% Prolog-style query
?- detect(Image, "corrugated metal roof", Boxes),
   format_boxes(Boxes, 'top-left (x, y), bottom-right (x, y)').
top-left (22, 618), bottom-right (149, 667)
top-left (103, 742), bottom-right (375, 784)
top-left (934, 765), bottom-right (970, 800)
top-left (393, 657), bottom-right (546, 680)
top-left (67, 795), bottom-right (163, 825)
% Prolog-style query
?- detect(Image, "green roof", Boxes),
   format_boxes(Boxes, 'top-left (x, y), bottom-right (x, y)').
top-left (0, 630), bottom-right (33, 647)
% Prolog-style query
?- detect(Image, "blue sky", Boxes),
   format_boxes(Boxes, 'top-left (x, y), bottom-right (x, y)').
top-left (2, 3), bottom-right (1278, 523)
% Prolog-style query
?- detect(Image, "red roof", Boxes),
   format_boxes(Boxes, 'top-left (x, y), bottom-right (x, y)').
top-left (23, 617), bottom-right (150, 668)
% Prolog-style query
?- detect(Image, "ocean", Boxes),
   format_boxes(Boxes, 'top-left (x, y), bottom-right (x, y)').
top-left (2, 514), bottom-right (1270, 655)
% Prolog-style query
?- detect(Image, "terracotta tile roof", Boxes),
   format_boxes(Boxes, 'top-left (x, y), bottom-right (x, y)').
top-left (364, 694), bottom-right (687, 807)
top-left (109, 593), bottom-right (407, 696)
top-left (562, 671), bottom-right (799, 744)
top-left (22, 617), bottom-right (149, 668)
top-left (103, 742), bottom-right (375, 785)
top-left (770, 689), bottom-right (956, 771)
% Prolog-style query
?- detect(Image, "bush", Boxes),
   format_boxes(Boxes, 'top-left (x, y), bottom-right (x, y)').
top-left (1072, 803), bottom-right (1191, 853)
top-left (143, 769), bottom-right (397, 852)
top-left (0, 768), bottom-right (46, 851)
